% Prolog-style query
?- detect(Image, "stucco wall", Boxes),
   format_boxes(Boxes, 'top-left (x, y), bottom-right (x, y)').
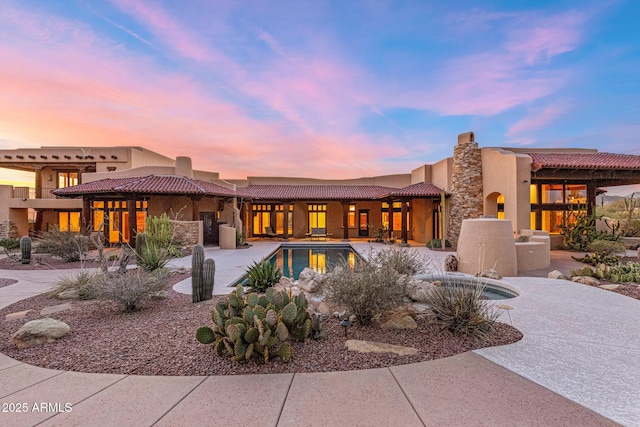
top-left (481, 148), bottom-right (532, 233)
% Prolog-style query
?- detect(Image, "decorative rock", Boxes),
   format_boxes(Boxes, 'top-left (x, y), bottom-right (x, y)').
top-left (571, 276), bottom-right (601, 286)
top-left (405, 277), bottom-right (436, 302)
top-left (150, 290), bottom-right (169, 300)
top-left (408, 303), bottom-right (430, 313)
top-left (297, 268), bottom-right (324, 293)
top-left (444, 255), bottom-right (458, 272)
top-left (12, 318), bottom-right (71, 349)
top-left (345, 340), bottom-right (418, 356)
top-left (477, 269), bottom-right (502, 280)
top-left (380, 312), bottom-right (417, 330)
top-left (599, 284), bottom-right (620, 290)
top-left (548, 270), bottom-right (570, 280)
top-left (5, 310), bottom-right (31, 321)
top-left (40, 303), bottom-right (72, 316)
top-left (57, 289), bottom-right (80, 300)
top-left (278, 276), bottom-right (294, 288)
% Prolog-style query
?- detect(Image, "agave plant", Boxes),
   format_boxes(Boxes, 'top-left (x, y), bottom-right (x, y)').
top-left (246, 260), bottom-right (282, 292)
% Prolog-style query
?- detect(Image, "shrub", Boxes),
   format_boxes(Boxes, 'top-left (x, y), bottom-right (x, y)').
top-left (0, 238), bottom-right (19, 250)
top-left (246, 260), bottom-right (282, 292)
top-left (135, 239), bottom-right (171, 272)
top-left (36, 226), bottom-right (90, 262)
top-left (49, 270), bottom-right (97, 300)
top-left (587, 239), bottom-right (626, 256)
top-left (369, 246), bottom-right (429, 276)
top-left (92, 268), bottom-right (170, 312)
top-left (426, 239), bottom-right (452, 248)
top-left (423, 280), bottom-right (499, 340)
top-left (145, 214), bottom-right (183, 257)
top-left (324, 258), bottom-right (406, 325)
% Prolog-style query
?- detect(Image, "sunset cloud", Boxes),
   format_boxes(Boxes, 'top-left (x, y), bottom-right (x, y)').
top-left (0, 0), bottom-right (637, 186)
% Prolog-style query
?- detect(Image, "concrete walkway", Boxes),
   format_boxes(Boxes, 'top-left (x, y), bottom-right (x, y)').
top-left (1, 244), bottom-right (638, 426)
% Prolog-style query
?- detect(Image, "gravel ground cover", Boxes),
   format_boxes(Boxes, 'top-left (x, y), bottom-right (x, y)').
top-left (0, 271), bottom-right (523, 376)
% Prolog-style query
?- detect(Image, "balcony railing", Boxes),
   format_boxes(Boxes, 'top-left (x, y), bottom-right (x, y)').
top-left (13, 187), bottom-right (59, 199)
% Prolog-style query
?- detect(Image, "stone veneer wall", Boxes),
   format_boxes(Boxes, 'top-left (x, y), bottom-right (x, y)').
top-left (448, 134), bottom-right (484, 248)
top-left (171, 220), bottom-right (200, 248)
top-left (0, 221), bottom-right (19, 240)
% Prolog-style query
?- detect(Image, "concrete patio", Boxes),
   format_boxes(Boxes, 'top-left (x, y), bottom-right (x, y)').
top-left (1, 243), bottom-right (638, 426)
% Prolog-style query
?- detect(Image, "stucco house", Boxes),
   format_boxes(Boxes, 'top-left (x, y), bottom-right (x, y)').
top-left (1, 132), bottom-right (639, 249)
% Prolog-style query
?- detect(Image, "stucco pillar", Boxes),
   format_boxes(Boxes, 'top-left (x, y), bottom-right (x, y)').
top-left (341, 201), bottom-right (350, 241)
top-left (35, 167), bottom-right (43, 199)
top-left (282, 202), bottom-right (290, 241)
top-left (82, 197), bottom-right (92, 235)
top-left (400, 200), bottom-right (408, 245)
top-left (387, 201), bottom-right (393, 238)
top-left (192, 197), bottom-right (201, 221)
top-left (127, 195), bottom-right (137, 248)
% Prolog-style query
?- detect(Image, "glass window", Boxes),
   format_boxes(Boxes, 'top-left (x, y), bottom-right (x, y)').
top-left (308, 204), bottom-right (327, 231)
top-left (542, 184), bottom-right (563, 203)
top-left (57, 172), bottom-right (78, 189)
top-left (58, 211), bottom-right (80, 232)
top-left (530, 184), bottom-right (538, 204)
top-left (348, 205), bottom-right (356, 228)
top-left (566, 184), bottom-right (587, 204)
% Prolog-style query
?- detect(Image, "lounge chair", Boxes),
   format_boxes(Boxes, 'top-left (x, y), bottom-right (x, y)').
top-left (264, 227), bottom-right (278, 238)
top-left (305, 227), bottom-right (331, 241)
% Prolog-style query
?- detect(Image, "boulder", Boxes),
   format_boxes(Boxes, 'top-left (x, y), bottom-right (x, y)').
top-left (405, 277), bottom-right (436, 302)
top-left (12, 318), bottom-right (70, 349)
top-left (599, 284), bottom-right (620, 290)
top-left (444, 255), bottom-right (458, 272)
top-left (297, 268), bottom-right (324, 293)
top-left (477, 269), bottom-right (502, 280)
top-left (571, 276), bottom-right (601, 286)
top-left (56, 289), bottom-right (80, 300)
top-left (380, 311), bottom-right (417, 330)
top-left (278, 276), bottom-right (295, 288)
top-left (548, 270), bottom-right (570, 280)
top-left (345, 340), bottom-right (418, 356)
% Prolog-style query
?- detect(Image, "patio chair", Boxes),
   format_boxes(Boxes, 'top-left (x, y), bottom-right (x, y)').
top-left (264, 227), bottom-right (278, 238)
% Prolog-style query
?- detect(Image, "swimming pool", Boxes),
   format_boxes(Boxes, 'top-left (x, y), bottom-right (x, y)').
top-left (414, 273), bottom-right (519, 300)
top-left (268, 244), bottom-right (358, 280)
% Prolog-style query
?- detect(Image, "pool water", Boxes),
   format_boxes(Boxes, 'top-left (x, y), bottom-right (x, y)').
top-left (414, 273), bottom-right (519, 300)
top-left (268, 245), bottom-right (358, 280)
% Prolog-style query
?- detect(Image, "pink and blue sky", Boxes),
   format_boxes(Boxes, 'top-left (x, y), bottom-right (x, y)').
top-left (1, 0), bottom-right (639, 193)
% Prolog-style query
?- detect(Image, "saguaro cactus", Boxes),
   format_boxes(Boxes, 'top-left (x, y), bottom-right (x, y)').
top-left (191, 244), bottom-right (205, 302)
top-left (202, 258), bottom-right (215, 301)
top-left (20, 236), bottom-right (32, 264)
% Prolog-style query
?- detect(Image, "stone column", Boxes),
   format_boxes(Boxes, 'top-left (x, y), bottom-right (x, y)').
top-left (448, 132), bottom-right (484, 248)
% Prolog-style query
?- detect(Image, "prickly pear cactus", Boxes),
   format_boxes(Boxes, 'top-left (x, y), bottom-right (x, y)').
top-left (20, 236), bottom-right (31, 264)
top-left (195, 284), bottom-right (312, 363)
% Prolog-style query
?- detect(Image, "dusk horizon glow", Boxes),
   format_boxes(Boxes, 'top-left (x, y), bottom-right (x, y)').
top-left (1, 1), bottom-right (639, 194)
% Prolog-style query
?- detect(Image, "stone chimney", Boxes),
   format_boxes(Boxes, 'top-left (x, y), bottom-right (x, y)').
top-left (448, 132), bottom-right (483, 248)
top-left (175, 156), bottom-right (193, 178)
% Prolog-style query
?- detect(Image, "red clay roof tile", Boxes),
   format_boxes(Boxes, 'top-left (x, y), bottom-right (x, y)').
top-left (528, 152), bottom-right (640, 170)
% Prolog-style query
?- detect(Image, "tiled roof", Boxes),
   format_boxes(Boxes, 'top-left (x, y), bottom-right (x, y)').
top-left (53, 175), bottom-right (237, 197)
top-left (390, 182), bottom-right (446, 197)
top-left (528, 152), bottom-right (640, 171)
top-left (238, 185), bottom-right (399, 200)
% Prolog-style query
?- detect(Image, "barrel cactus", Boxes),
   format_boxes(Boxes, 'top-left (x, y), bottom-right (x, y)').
top-left (191, 244), bottom-right (205, 303)
top-left (20, 236), bottom-right (31, 264)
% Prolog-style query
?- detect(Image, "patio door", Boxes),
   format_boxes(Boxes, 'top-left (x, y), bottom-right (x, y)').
top-left (200, 212), bottom-right (219, 245)
top-left (358, 210), bottom-right (369, 237)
